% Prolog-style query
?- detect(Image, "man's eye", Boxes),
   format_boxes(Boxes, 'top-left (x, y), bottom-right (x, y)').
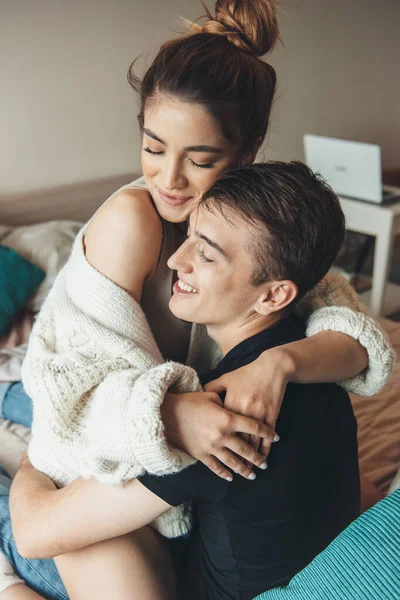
top-left (144, 147), bottom-right (164, 156)
top-left (198, 249), bottom-right (213, 263)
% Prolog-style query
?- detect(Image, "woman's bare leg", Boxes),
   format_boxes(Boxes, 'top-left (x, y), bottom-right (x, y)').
top-left (0, 585), bottom-right (45, 599)
top-left (55, 526), bottom-right (176, 600)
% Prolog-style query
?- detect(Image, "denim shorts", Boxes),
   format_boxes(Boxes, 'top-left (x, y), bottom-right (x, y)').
top-left (0, 464), bottom-right (193, 600)
top-left (0, 382), bottom-right (33, 428)
top-left (0, 381), bottom-right (64, 598)
top-left (0, 465), bottom-right (68, 600)
top-left (0, 386), bottom-right (188, 598)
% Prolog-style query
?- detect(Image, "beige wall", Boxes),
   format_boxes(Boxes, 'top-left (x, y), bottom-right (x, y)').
top-left (1, 0), bottom-right (399, 198)
top-left (0, 0), bottom-right (199, 195)
top-left (265, 0), bottom-right (400, 169)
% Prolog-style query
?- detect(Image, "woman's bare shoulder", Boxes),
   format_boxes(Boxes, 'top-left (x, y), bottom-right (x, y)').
top-left (84, 188), bottom-right (163, 302)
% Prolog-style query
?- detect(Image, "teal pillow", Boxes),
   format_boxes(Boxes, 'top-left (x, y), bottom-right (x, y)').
top-left (254, 488), bottom-right (400, 600)
top-left (0, 245), bottom-right (45, 337)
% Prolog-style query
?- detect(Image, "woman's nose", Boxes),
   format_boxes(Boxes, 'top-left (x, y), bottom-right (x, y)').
top-left (162, 158), bottom-right (187, 191)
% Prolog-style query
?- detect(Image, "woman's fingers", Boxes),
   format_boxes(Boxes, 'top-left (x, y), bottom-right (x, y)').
top-left (215, 449), bottom-right (257, 480)
top-left (226, 438), bottom-right (267, 471)
top-left (260, 439), bottom-right (273, 459)
top-left (204, 377), bottom-right (226, 395)
top-left (230, 413), bottom-right (278, 442)
top-left (202, 456), bottom-right (233, 481)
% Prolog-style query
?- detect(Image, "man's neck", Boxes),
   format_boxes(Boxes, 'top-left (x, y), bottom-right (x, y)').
top-left (207, 313), bottom-right (283, 357)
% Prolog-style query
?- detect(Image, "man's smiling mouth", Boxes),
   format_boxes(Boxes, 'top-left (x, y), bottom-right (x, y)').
top-left (177, 279), bottom-right (200, 294)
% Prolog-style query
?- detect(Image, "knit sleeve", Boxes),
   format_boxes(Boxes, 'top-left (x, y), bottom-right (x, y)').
top-left (296, 273), bottom-right (395, 396)
top-left (22, 229), bottom-right (199, 487)
top-left (81, 363), bottom-right (199, 484)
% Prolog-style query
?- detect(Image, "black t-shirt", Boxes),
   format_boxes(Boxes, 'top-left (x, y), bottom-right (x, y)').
top-left (139, 315), bottom-right (360, 600)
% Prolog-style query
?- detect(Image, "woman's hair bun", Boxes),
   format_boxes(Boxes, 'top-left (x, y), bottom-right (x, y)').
top-left (189, 0), bottom-right (280, 57)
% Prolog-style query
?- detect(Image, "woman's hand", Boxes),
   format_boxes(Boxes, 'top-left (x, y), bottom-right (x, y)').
top-left (162, 392), bottom-right (277, 481)
top-left (205, 347), bottom-right (294, 460)
top-left (205, 330), bottom-right (370, 461)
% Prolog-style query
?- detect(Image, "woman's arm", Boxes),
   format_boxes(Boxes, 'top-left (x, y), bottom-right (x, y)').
top-left (205, 274), bottom-right (395, 456)
top-left (21, 189), bottom-right (274, 483)
top-left (10, 455), bottom-right (171, 560)
top-left (205, 331), bottom-right (367, 457)
top-left (84, 187), bottom-right (163, 302)
top-left (294, 273), bottom-right (395, 396)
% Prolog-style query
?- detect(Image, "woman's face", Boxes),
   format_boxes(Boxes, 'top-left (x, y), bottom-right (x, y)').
top-left (141, 95), bottom-right (239, 223)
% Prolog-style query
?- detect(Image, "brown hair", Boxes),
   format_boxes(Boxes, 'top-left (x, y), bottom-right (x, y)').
top-left (200, 162), bottom-right (345, 300)
top-left (128, 1), bottom-right (280, 161)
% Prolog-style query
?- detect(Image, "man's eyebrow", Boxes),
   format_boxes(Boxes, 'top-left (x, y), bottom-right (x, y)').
top-left (143, 128), bottom-right (165, 145)
top-left (196, 231), bottom-right (228, 258)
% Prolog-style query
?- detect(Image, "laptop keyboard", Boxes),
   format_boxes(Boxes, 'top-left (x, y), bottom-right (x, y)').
top-left (382, 189), bottom-right (400, 204)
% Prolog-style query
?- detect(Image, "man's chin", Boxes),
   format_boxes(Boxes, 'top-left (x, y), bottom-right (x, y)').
top-left (170, 299), bottom-right (205, 325)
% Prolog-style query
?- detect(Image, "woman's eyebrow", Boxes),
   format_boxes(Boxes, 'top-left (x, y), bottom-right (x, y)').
top-left (143, 129), bottom-right (223, 154)
top-left (143, 128), bottom-right (165, 144)
top-left (184, 145), bottom-right (224, 154)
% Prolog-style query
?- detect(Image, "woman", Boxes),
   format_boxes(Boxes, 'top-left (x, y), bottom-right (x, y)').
top-left (0, 0), bottom-right (394, 598)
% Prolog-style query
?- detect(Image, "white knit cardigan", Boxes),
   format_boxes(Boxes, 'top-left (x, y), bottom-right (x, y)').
top-left (22, 227), bottom-right (395, 538)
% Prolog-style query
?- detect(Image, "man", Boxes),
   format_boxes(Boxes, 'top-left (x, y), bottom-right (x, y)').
top-left (5, 162), bottom-right (359, 600)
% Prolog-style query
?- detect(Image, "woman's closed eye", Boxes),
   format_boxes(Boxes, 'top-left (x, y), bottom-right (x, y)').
top-left (188, 158), bottom-right (216, 170)
top-left (144, 146), bottom-right (164, 156)
top-left (144, 147), bottom-right (216, 170)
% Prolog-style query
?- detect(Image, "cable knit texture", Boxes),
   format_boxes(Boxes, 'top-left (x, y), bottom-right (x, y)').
top-left (301, 274), bottom-right (395, 395)
top-left (22, 228), bottom-right (202, 538)
top-left (21, 189), bottom-right (394, 538)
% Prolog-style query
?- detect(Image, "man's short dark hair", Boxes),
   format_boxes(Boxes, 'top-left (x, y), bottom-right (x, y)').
top-left (200, 161), bottom-right (345, 301)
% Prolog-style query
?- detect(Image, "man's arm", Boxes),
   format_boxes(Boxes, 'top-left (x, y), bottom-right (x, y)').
top-left (10, 459), bottom-right (172, 559)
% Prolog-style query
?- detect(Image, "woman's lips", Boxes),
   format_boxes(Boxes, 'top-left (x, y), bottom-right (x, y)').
top-left (157, 188), bottom-right (193, 206)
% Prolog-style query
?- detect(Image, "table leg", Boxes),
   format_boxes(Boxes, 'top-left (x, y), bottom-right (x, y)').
top-left (370, 217), bottom-right (395, 315)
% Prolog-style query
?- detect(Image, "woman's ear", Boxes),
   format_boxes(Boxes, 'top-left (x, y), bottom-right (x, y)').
top-left (241, 137), bottom-right (263, 166)
top-left (255, 280), bottom-right (298, 316)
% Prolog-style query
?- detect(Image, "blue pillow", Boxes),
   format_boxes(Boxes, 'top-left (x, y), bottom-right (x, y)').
top-left (0, 245), bottom-right (45, 337)
top-left (255, 488), bottom-right (400, 600)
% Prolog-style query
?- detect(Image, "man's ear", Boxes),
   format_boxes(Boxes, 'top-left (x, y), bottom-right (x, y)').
top-left (254, 280), bottom-right (298, 316)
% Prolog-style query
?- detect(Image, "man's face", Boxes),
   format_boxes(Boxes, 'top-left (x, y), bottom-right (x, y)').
top-left (167, 204), bottom-right (264, 330)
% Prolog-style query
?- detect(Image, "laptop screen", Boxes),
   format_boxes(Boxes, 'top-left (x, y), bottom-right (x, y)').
top-left (303, 134), bottom-right (382, 202)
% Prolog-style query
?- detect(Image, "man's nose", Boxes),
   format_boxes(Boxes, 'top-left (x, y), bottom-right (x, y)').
top-left (168, 240), bottom-right (193, 272)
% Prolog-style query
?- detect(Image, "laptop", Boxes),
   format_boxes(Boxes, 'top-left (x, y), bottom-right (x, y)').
top-left (303, 134), bottom-right (400, 204)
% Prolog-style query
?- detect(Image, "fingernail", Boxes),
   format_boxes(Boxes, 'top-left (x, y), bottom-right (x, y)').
top-left (248, 473), bottom-right (256, 480)
top-left (225, 475), bottom-right (233, 482)
top-left (260, 462), bottom-right (268, 470)
top-left (273, 434), bottom-right (280, 442)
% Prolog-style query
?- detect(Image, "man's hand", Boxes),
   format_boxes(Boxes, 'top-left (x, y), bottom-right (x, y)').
top-left (18, 450), bottom-right (34, 471)
top-left (162, 392), bottom-right (276, 481)
top-left (17, 450), bottom-right (57, 491)
top-left (205, 347), bottom-right (295, 460)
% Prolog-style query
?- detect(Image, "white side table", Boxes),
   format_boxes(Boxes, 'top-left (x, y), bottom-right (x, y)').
top-left (338, 196), bottom-right (400, 316)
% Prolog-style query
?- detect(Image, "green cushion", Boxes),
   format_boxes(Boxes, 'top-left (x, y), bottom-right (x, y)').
top-left (0, 245), bottom-right (45, 337)
top-left (255, 489), bottom-right (400, 600)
